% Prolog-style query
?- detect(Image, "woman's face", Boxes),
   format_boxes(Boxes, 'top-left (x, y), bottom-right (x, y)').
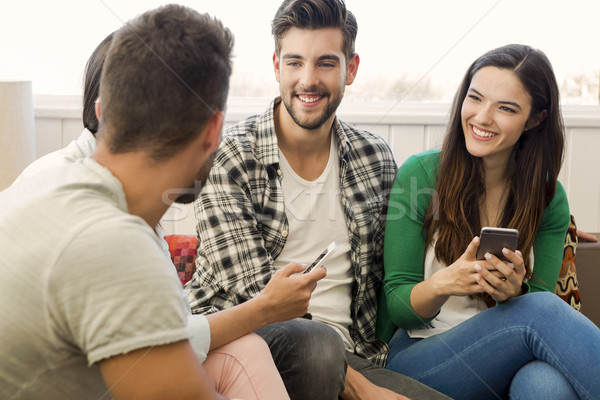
top-left (461, 66), bottom-right (534, 168)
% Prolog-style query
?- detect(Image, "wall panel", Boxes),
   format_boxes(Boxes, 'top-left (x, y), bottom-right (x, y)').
top-left (33, 99), bottom-right (600, 233)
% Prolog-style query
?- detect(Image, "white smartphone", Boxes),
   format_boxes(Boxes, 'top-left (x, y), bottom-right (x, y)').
top-left (476, 227), bottom-right (519, 261)
top-left (303, 241), bottom-right (338, 274)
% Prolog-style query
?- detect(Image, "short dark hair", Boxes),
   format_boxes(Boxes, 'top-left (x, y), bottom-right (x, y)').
top-left (272, 0), bottom-right (357, 62)
top-left (82, 32), bottom-right (114, 134)
top-left (99, 4), bottom-right (233, 161)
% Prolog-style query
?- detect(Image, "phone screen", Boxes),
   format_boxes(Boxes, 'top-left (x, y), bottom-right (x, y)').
top-left (303, 241), bottom-right (338, 274)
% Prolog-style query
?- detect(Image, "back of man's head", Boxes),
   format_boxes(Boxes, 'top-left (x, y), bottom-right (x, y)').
top-left (98, 4), bottom-right (233, 161)
top-left (272, 0), bottom-right (357, 62)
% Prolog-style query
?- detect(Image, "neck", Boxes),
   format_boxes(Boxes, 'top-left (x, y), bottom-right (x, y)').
top-left (482, 159), bottom-right (510, 227)
top-left (92, 143), bottom-right (173, 228)
top-left (274, 102), bottom-right (334, 180)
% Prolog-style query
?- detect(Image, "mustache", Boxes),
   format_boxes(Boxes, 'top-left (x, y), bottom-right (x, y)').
top-left (293, 86), bottom-right (329, 97)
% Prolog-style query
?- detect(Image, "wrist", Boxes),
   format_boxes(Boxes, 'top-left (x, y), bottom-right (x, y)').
top-left (243, 294), bottom-right (272, 327)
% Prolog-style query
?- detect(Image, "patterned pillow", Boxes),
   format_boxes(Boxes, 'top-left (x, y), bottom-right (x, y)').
top-left (164, 234), bottom-right (198, 286)
top-left (554, 215), bottom-right (581, 311)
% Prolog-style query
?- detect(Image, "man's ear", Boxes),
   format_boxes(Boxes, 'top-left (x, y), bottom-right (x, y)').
top-left (202, 111), bottom-right (224, 153)
top-left (345, 53), bottom-right (360, 86)
top-left (525, 109), bottom-right (547, 131)
top-left (273, 52), bottom-right (281, 83)
top-left (95, 98), bottom-right (101, 121)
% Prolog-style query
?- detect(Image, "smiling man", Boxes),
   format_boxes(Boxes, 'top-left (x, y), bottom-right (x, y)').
top-left (184, 1), bottom-right (449, 399)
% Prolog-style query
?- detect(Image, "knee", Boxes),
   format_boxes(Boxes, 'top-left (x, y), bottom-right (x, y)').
top-left (265, 319), bottom-right (346, 374)
top-left (285, 319), bottom-right (346, 369)
top-left (215, 333), bottom-right (270, 360)
top-left (513, 292), bottom-right (569, 315)
top-left (509, 361), bottom-right (577, 400)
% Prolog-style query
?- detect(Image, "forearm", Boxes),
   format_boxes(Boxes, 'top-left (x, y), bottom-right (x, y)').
top-left (206, 295), bottom-right (271, 350)
top-left (409, 278), bottom-right (450, 320)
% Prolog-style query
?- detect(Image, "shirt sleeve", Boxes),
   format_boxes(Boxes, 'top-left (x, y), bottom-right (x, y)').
top-left (46, 217), bottom-right (191, 366)
top-left (381, 153), bottom-right (439, 332)
top-left (529, 181), bottom-right (571, 292)
top-left (186, 138), bottom-right (279, 314)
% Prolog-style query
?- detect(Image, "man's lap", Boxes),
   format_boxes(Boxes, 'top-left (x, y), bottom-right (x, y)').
top-left (256, 319), bottom-right (450, 400)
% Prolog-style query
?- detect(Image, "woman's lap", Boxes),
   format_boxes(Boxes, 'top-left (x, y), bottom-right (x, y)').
top-left (385, 292), bottom-right (600, 400)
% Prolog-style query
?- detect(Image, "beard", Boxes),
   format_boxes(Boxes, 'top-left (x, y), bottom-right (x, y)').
top-left (281, 85), bottom-right (344, 130)
top-left (173, 151), bottom-right (216, 204)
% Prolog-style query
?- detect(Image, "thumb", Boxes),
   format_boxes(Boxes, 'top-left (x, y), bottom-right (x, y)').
top-left (279, 262), bottom-right (306, 277)
top-left (464, 236), bottom-right (480, 259)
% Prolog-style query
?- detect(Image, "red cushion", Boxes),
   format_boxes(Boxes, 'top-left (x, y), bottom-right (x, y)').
top-left (164, 234), bottom-right (198, 285)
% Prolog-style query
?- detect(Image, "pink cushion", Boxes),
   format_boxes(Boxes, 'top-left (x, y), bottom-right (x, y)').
top-left (164, 234), bottom-right (198, 285)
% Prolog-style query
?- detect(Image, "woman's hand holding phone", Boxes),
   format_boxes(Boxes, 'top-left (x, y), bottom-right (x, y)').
top-left (473, 247), bottom-right (526, 302)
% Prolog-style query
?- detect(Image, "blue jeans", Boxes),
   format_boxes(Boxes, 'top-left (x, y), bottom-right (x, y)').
top-left (386, 292), bottom-right (600, 400)
top-left (255, 318), bottom-right (450, 400)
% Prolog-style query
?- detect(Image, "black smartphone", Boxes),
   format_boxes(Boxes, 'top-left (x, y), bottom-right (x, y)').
top-left (476, 227), bottom-right (519, 261)
top-left (303, 241), bottom-right (338, 274)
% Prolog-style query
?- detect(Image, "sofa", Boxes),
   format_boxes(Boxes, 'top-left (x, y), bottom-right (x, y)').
top-left (576, 239), bottom-right (600, 327)
top-left (164, 224), bottom-right (600, 327)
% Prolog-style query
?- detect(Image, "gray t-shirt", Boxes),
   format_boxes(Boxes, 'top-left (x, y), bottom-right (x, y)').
top-left (0, 158), bottom-right (191, 399)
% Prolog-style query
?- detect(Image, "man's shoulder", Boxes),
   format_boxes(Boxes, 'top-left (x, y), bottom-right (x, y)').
top-left (340, 119), bottom-right (392, 149)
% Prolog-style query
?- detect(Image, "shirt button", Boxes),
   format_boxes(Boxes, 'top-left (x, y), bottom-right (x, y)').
top-left (281, 230), bottom-right (288, 238)
top-left (277, 169), bottom-right (282, 176)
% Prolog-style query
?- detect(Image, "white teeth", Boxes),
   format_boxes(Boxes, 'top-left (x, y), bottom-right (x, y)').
top-left (472, 125), bottom-right (497, 138)
top-left (298, 95), bottom-right (320, 103)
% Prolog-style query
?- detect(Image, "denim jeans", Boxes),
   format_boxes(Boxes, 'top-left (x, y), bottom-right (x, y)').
top-left (255, 318), bottom-right (450, 400)
top-left (386, 292), bottom-right (600, 400)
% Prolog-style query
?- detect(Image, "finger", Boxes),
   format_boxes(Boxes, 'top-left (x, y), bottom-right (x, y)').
top-left (305, 264), bottom-right (327, 282)
top-left (475, 263), bottom-right (508, 288)
top-left (464, 236), bottom-right (481, 259)
top-left (279, 262), bottom-right (307, 277)
top-left (500, 248), bottom-right (526, 275)
top-left (474, 274), bottom-right (505, 301)
top-left (483, 252), bottom-right (514, 276)
top-left (500, 248), bottom-right (523, 264)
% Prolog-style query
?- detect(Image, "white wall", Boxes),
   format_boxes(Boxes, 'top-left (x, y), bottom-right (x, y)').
top-left (33, 96), bottom-right (600, 234)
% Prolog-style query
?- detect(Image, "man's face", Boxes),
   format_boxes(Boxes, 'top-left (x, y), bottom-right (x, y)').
top-left (274, 27), bottom-right (358, 130)
top-left (173, 151), bottom-right (216, 204)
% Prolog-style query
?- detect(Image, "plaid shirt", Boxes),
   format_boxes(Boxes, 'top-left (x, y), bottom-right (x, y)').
top-left (185, 98), bottom-right (397, 365)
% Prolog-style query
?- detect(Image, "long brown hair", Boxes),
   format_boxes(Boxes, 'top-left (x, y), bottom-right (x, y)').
top-left (423, 44), bottom-right (565, 305)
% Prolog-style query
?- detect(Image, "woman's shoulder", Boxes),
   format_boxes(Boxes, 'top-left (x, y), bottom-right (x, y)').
top-left (397, 149), bottom-right (441, 180)
top-left (548, 180), bottom-right (569, 211)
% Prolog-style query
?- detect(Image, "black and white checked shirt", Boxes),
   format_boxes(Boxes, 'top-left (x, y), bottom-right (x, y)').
top-left (185, 98), bottom-right (397, 365)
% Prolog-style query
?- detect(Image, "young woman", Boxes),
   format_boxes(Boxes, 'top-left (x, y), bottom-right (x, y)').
top-left (377, 44), bottom-right (600, 400)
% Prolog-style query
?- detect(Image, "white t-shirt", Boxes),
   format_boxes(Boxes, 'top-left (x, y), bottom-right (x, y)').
top-left (274, 135), bottom-right (354, 349)
top-left (0, 158), bottom-right (195, 399)
top-left (408, 239), bottom-right (535, 338)
top-left (13, 128), bottom-right (97, 185)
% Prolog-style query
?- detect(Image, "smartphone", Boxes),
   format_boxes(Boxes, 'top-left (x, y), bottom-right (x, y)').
top-left (476, 227), bottom-right (519, 261)
top-left (303, 241), bottom-right (338, 274)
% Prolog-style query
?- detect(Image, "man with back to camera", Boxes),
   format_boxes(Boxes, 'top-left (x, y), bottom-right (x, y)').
top-left (185, 0), bottom-right (450, 399)
top-left (0, 5), bottom-right (327, 399)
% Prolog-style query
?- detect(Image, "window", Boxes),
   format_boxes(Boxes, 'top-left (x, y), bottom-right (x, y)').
top-left (2, 0), bottom-right (598, 104)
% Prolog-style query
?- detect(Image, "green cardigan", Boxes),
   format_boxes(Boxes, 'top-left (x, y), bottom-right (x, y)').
top-left (376, 150), bottom-right (570, 343)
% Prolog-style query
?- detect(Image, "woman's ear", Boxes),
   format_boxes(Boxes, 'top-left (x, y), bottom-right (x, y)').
top-left (525, 109), bottom-right (547, 131)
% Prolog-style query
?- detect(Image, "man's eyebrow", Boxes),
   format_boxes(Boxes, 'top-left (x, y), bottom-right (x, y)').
top-left (281, 54), bottom-right (341, 63)
top-left (282, 54), bottom-right (303, 60)
top-left (317, 54), bottom-right (341, 63)
top-left (468, 88), bottom-right (523, 110)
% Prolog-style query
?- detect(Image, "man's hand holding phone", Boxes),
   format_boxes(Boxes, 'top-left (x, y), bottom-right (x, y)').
top-left (257, 258), bottom-right (327, 325)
